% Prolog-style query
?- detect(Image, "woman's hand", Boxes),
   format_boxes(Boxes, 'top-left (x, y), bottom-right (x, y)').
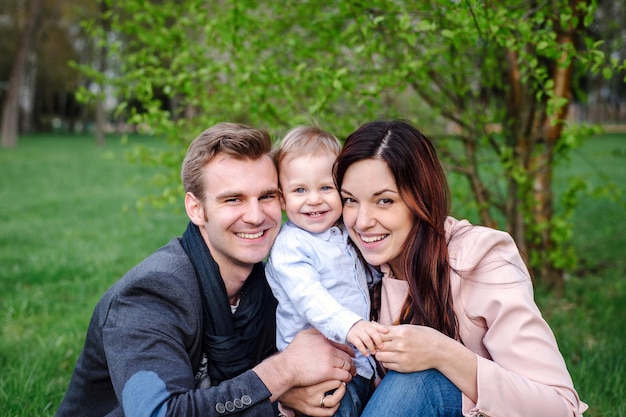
top-left (279, 380), bottom-right (347, 417)
top-left (374, 324), bottom-right (451, 373)
top-left (375, 324), bottom-right (478, 401)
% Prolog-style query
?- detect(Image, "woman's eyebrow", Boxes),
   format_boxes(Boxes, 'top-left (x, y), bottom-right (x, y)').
top-left (341, 188), bottom-right (399, 196)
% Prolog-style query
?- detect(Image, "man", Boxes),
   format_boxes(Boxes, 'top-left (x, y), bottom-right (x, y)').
top-left (56, 123), bottom-right (353, 417)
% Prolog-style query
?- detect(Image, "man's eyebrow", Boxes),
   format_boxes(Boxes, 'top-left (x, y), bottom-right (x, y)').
top-left (262, 187), bottom-right (282, 195)
top-left (215, 187), bottom-right (281, 200)
top-left (215, 191), bottom-right (242, 200)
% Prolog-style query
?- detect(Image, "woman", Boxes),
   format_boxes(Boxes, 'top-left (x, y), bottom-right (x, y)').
top-left (333, 120), bottom-right (587, 417)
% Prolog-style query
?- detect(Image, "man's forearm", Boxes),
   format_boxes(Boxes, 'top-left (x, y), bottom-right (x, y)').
top-left (252, 352), bottom-right (294, 401)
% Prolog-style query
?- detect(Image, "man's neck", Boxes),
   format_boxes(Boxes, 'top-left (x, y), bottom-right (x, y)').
top-left (219, 263), bottom-right (254, 306)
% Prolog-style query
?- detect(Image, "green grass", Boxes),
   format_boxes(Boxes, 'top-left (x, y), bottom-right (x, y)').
top-left (538, 133), bottom-right (626, 416)
top-left (0, 133), bottom-right (188, 416)
top-left (1, 132), bottom-right (625, 416)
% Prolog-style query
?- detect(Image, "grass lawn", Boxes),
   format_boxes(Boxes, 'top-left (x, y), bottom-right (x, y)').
top-left (0, 132), bottom-right (624, 416)
top-left (0, 133), bottom-right (189, 416)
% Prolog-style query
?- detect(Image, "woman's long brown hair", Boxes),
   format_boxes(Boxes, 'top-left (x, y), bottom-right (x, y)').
top-left (334, 120), bottom-right (458, 339)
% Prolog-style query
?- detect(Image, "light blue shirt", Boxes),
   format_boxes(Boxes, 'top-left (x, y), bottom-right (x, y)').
top-left (265, 221), bottom-right (380, 379)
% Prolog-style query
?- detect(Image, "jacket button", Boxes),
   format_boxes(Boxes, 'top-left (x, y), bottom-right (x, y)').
top-left (242, 395), bottom-right (252, 405)
top-left (215, 403), bottom-right (225, 413)
top-left (225, 401), bottom-right (235, 412)
top-left (234, 398), bottom-right (243, 408)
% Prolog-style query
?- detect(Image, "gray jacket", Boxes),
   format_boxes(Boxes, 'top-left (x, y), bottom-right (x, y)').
top-left (56, 238), bottom-right (276, 416)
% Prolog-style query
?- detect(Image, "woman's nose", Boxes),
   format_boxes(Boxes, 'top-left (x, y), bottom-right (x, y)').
top-left (355, 205), bottom-right (375, 229)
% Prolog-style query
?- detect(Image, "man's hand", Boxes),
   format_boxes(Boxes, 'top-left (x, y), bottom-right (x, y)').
top-left (253, 329), bottom-right (353, 402)
top-left (283, 328), bottom-right (354, 387)
top-left (279, 380), bottom-right (346, 417)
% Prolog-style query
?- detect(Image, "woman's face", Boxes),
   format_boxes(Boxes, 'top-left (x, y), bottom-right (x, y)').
top-left (340, 158), bottom-right (414, 279)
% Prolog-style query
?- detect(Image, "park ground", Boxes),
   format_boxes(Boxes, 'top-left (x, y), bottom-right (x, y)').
top-left (0, 131), bottom-right (624, 416)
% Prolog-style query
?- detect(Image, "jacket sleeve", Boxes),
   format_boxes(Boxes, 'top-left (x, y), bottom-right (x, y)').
top-left (453, 228), bottom-right (587, 417)
top-left (102, 267), bottom-right (275, 417)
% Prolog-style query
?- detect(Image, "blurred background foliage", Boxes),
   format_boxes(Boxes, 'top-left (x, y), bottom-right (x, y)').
top-left (1, 0), bottom-right (625, 290)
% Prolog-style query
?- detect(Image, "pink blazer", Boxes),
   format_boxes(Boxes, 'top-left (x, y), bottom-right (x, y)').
top-left (445, 217), bottom-right (588, 416)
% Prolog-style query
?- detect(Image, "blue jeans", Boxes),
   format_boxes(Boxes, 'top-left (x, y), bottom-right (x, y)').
top-left (333, 375), bottom-right (372, 417)
top-left (360, 369), bottom-right (462, 417)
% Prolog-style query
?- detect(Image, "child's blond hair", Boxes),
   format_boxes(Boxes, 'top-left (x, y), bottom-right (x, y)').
top-left (275, 126), bottom-right (341, 169)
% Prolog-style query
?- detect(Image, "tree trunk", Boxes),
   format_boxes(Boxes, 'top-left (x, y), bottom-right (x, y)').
top-left (95, 0), bottom-right (109, 145)
top-left (1, 0), bottom-right (43, 148)
top-left (95, 92), bottom-right (106, 145)
top-left (504, 49), bottom-right (530, 254)
top-left (530, 2), bottom-right (579, 293)
top-left (19, 54), bottom-right (38, 134)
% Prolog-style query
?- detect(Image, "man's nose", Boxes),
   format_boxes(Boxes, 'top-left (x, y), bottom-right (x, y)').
top-left (242, 200), bottom-right (264, 224)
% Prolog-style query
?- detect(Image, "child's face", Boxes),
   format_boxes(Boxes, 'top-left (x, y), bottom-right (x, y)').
top-left (279, 152), bottom-right (342, 234)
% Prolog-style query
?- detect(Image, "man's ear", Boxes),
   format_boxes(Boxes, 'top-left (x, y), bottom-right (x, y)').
top-left (185, 192), bottom-right (205, 226)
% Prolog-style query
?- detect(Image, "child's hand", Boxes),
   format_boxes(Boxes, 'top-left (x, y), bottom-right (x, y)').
top-left (346, 320), bottom-right (389, 357)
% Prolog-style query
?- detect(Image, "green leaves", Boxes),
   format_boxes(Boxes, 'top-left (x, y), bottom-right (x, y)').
top-left (77, 0), bottom-right (624, 286)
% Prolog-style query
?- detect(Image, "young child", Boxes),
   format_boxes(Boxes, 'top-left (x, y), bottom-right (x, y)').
top-left (266, 126), bottom-right (386, 417)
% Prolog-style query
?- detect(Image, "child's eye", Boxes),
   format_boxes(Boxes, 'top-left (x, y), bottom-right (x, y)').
top-left (295, 187), bottom-right (305, 193)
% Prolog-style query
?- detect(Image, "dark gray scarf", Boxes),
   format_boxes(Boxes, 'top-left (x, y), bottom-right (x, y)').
top-left (180, 221), bottom-right (277, 385)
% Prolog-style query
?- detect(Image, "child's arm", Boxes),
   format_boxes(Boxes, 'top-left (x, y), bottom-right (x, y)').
top-left (266, 233), bottom-right (368, 347)
top-left (347, 320), bottom-right (389, 356)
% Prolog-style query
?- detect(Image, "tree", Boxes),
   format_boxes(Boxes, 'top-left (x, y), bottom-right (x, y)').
top-left (584, 0), bottom-right (626, 122)
top-left (1, 0), bottom-right (42, 147)
top-left (353, 0), bottom-right (613, 290)
top-left (94, 0), bottom-right (110, 145)
top-left (0, 0), bottom-right (103, 138)
top-left (80, 0), bottom-right (624, 290)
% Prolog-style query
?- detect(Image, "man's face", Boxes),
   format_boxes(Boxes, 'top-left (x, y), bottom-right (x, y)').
top-left (192, 154), bottom-right (282, 276)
